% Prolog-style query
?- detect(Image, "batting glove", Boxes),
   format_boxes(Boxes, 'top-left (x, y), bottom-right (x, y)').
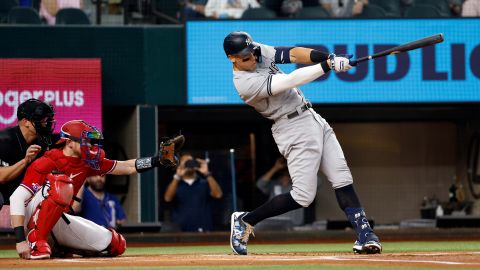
top-left (329, 53), bottom-right (353, 72)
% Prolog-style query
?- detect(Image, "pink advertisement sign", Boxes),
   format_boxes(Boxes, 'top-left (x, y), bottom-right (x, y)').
top-left (0, 59), bottom-right (102, 132)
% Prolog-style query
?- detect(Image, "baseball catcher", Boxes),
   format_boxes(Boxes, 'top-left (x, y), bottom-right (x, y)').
top-left (9, 120), bottom-right (184, 259)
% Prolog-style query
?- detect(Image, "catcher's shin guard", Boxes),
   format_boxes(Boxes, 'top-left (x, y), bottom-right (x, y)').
top-left (107, 228), bottom-right (126, 256)
top-left (27, 174), bottom-right (73, 258)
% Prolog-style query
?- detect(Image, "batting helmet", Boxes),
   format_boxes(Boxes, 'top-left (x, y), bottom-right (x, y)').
top-left (223, 31), bottom-right (256, 57)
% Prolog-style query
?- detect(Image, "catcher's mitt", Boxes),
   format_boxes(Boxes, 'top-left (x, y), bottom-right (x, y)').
top-left (158, 134), bottom-right (185, 167)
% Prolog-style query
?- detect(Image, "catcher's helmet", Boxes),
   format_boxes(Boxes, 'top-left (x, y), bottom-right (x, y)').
top-left (56, 120), bottom-right (104, 170)
top-left (17, 98), bottom-right (55, 146)
top-left (223, 31), bottom-right (256, 57)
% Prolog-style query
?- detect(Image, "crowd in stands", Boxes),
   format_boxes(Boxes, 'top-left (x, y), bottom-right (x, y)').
top-left (0, 0), bottom-right (479, 25)
top-left (178, 0), bottom-right (479, 20)
top-left (0, 0), bottom-right (91, 25)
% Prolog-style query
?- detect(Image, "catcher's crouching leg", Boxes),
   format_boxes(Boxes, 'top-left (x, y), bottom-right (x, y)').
top-left (28, 174), bottom-right (73, 260)
top-left (47, 213), bottom-right (124, 258)
top-left (107, 228), bottom-right (126, 256)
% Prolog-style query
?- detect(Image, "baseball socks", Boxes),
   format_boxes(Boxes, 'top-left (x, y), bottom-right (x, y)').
top-left (335, 184), bottom-right (381, 253)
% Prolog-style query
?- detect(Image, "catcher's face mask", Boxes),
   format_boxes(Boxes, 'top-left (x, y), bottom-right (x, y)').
top-left (17, 98), bottom-right (56, 147)
top-left (79, 128), bottom-right (104, 170)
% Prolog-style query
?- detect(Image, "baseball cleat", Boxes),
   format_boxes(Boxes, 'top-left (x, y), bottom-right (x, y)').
top-left (363, 239), bottom-right (382, 254)
top-left (30, 240), bottom-right (51, 259)
top-left (352, 240), bottom-right (363, 254)
top-left (352, 232), bottom-right (382, 254)
top-left (230, 212), bottom-right (254, 255)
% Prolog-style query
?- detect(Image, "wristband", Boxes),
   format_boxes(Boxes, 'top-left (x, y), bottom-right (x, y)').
top-left (173, 174), bottom-right (181, 181)
top-left (320, 61), bottom-right (331, 73)
top-left (14, 226), bottom-right (26, 243)
top-left (310, 50), bottom-right (329, 63)
top-left (135, 156), bottom-right (160, 173)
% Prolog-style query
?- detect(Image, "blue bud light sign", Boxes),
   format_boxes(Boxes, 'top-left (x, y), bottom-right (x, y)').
top-left (186, 19), bottom-right (480, 104)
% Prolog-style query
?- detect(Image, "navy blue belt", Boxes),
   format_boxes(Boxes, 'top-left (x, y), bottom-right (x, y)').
top-left (287, 102), bottom-right (312, 119)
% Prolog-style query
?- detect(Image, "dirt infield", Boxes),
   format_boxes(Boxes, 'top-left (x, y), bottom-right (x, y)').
top-left (1, 251), bottom-right (480, 269)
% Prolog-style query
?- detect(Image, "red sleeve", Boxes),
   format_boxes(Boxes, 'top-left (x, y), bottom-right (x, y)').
top-left (98, 157), bottom-right (117, 175)
top-left (21, 156), bottom-right (56, 195)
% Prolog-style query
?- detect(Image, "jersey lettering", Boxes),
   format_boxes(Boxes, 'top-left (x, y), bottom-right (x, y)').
top-left (268, 62), bottom-right (280, 75)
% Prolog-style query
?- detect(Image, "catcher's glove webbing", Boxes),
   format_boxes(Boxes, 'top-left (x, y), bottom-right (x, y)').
top-left (135, 134), bottom-right (185, 172)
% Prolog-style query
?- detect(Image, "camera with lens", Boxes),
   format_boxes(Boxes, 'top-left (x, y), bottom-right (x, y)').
top-left (184, 159), bottom-right (199, 168)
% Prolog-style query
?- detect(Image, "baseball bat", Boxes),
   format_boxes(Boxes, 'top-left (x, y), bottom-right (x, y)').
top-left (350, 33), bottom-right (444, 66)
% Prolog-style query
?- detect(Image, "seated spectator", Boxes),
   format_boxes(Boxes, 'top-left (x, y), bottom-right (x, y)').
top-left (256, 157), bottom-right (304, 226)
top-left (40, 0), bottom-right (84, 25)
top-left (164, 153), bottom-right (223, 232)
top-left (319, 0), bottom-right (367, 17)
top-left (280, 0), bottom-right (303, 17)
top-left (445, 0), bottom-right (463, 16)
top-left (204, 0), bottom-right (260, 19)
top-left (462, 0), bottom-right (480, 16)
top-left (73, 175), bottom-right (126, 230)
top-left (181, 0), bottom-right (208, 20)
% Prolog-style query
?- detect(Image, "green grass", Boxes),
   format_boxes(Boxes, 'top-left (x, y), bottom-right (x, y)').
top-left (120, 241), bottom-right (480, 255)
top-left (1, 241), bottom-right (479, 258)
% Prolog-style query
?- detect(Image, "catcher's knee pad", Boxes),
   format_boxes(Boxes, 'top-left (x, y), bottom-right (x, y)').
top-left (107, 228), bottom-right (126, 256)
top-left (28, 174), bottom-right (74, 241)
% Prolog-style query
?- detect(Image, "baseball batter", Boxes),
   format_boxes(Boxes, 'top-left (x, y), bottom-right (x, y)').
top-left (9, 120), bottom-right (183, 259)
top-left (224, 32), bottom-right (382, 255)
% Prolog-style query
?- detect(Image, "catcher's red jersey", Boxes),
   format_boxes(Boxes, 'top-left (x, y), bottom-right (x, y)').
top-left (20, 149), bottom-right (117, 196)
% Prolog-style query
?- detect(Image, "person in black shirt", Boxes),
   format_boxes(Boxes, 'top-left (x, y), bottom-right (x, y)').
top-left (0, 98), bottom-right (55, 210)
top-left (164, 153), bottom-right (223, 232)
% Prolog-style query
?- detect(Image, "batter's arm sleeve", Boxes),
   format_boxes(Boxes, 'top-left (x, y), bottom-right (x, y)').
top-left (270, 61), bottom-right (331, 95)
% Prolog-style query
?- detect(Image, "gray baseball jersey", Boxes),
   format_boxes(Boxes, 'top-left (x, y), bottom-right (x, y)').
top-left (233, 43), bottom-right (307, 121)
top-left (233, 43), bottom-right (354, 207)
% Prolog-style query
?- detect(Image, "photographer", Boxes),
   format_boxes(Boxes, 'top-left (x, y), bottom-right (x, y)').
top-left (164, 153), bottom-right (223, 232)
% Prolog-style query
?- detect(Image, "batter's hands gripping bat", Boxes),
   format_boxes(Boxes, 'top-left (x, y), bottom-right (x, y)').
top-left (350, 33), bottom-right (444, 66)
